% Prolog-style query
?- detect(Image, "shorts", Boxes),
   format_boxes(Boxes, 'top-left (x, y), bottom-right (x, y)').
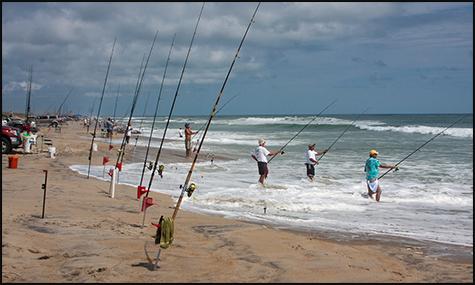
top-left (185, 139), bottom-right (192, 150)
top-left (367, 179), bottom-right (379, 193)
top-left (257, 162), bottom-right (268, 176)
top-left (305, 163), bottom-right (315, 176)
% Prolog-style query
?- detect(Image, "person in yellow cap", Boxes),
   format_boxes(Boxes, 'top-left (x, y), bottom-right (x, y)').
top-left (251, 138), bottom-right (284, 185)
top-left (364, 149), bottom-right (398, 201)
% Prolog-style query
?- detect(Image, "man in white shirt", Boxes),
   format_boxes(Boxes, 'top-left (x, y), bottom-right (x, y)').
top-left (305, 143), bottom-right (327, 181)
top-left (251, 138), bottom-right (283, 185)
top-left (125, 123), bottom-right (132, 144)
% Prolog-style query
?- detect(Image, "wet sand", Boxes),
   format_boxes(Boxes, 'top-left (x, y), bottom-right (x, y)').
top-left (2, 121), bottom-right (473, 282)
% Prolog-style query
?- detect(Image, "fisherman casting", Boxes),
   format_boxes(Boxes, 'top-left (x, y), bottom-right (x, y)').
top-left (251, 138), bottom-right (284, 185)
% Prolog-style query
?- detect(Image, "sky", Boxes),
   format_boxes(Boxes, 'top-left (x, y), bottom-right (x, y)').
top-left (2, 2), bottom-right (473, 116)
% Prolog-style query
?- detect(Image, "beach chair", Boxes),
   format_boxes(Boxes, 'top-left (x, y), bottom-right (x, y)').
top-left (42, 137), bottom-right (53, 153)
top-left (29, 134), bottom-right (38, 153)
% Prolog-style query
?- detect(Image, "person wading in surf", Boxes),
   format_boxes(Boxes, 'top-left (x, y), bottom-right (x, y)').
top-left (305, 143), bottom-right (327, 182)
top-left (251, 138), bottom-right (284, 185)
top-left (184, 123), bottom-right (197, 158)
top-left (364, 149), bottom-right (398, 202)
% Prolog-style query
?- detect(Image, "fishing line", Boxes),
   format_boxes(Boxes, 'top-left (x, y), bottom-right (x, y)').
top-left (267, 99), bottom-right (338, 164)
top-left (191, 93), bottom-right (240, 151)
top-left (138, 34), bottom-right (176, 187)
top-left (316, 107), bottom-right (370, 163)
top-left (143, 3), bottom-right (205, 205)
top-left (378, 115), bottom-right (468, 180)
top-left (108, 85), bottom-right (120, 149)
top-left (133, 90), bottom-right (153, 148)
top-left (87, 38), bottom-right (116, 179)
top-left (172, 2), bottom-right (261, 220)
top-left (115, 30), bottom-right (159, 168)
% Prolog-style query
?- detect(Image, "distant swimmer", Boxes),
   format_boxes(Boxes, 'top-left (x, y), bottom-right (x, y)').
top-left (251, 138), bottom-right (284, 185)
top-left (178, 128), bottom-right (184, 138)
top-left (364, 149), bottom-right (398, 202)
top-left (305, 143), bottom-right (327, 182)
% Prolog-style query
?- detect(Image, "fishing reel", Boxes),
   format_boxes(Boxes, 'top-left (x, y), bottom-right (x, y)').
top-left (152, 216), bottom-right (164, 244)
top-left (157, 164), bottom-right (165, 178)
top-left (183, 183), bottom-right (197, 197)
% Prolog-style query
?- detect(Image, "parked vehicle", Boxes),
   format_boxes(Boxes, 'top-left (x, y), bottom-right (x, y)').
top-left (6, 120), bottom-right (39, 133)
top-left (1, 125), bottom-right (22, 154)
top-left (35, 115), bottom-right (61, 127)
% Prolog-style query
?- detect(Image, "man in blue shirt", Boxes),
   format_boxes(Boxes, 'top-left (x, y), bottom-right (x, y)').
top-left (364, 149), bottom-right (398, 202)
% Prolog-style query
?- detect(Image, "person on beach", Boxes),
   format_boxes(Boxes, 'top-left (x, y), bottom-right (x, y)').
top-left (184, 123), bottom-right (197, 158)
top-left (20, 126), bottom-right (33, 153)
top-left (105, 118), bottom-right (113, 139)
top-left (251, 138), bottom-right (284, 185)
top-left (125, 123), bottom-right (132, 144)
top-left (305, 143), bottom-right (328, 182)
top-left (364, 149), bottom-right (398, 202)
top-left (178, 128), bottom-right (184, 138)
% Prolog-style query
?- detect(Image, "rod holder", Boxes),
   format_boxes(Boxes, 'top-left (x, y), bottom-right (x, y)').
top-left (41, 170), bottom-right (48, 219)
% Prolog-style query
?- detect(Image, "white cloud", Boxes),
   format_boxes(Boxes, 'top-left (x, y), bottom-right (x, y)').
top-left (2, 81), bottom-right (42, 92)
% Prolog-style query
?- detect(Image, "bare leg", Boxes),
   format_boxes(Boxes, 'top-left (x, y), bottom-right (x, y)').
top-left (258, 175), bottom-right (266, 185)
top-left (375, 185), bottom-right (382, 202)
top-left (367, 185), bottom-right (374, 199)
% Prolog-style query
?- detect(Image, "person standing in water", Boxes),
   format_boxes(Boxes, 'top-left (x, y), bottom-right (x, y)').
top-left (364, 149), bottom-right (398, 202)
top-left (184, 123), bottom-right (197, 158)
top-left (251, 138), bottom-right (284, 185)
top-left (305, 143), bottom-right (327, 182)
top-left (125, 122), bottom-right (132, 144)
top-left (178, 128), bottom-right (184, 138)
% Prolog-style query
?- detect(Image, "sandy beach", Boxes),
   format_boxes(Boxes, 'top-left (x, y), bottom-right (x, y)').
top-left (2, 121), bottom-right (473, 283)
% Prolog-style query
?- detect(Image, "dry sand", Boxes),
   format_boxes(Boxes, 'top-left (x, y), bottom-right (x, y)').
top-left (2, 121), bottom-right (473, 282)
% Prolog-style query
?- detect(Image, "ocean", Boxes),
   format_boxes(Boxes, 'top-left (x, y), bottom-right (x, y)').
top-left (71, 113), bottom-right (473, 248)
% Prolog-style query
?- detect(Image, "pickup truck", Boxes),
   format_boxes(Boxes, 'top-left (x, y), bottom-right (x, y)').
top-left (1, 125), bottom-right (22, 154)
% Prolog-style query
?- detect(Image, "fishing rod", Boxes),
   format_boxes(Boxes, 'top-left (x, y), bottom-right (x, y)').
top-left (316, 108), bottom-right (370, 163)
top-left (191, 93), bottom-right (239, 147)
top-left (115, 55), bottom-right (145, 164)
top-left (109, 85), bottom-right (120, 149)
top-left (133, 90), bottom-right (152, 148)
top-left (86, 97), bottom-right (98, 133)
top-left (25, 65), bottom-right (33, 123)
top-left (87, 38), bottom-right (117, 179)
top-left (115, 30), bottom-right (159, 169)
top-left (138, 34), bottom-right (176, 188)
top-left (378, 115), bottom-right (467, 180)
top-left (172, 2), bottom-right (261, 221)
top-left (267, 99), bottom-right (338, 164)
top-left (56, 88), bottom-right (74, 117)
top-left (143, 2), bottom-right (205, 207)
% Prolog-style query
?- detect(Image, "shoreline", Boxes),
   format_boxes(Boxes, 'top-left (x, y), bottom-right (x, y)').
top-left (79, 165), bottom-right (473, 262)
top-left (2, 121), bottom-right (472, 282)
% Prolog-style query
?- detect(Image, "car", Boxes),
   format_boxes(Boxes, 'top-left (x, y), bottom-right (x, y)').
top-left (1, 125), bottom-right (22, 154)
top-left (35, 115), bottom-right (61, 127)
top-left (6, 120), bottom-right (39, 133)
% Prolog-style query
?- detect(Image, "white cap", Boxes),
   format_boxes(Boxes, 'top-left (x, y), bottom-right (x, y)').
top-left (258, 138), bottom-right (266, 145)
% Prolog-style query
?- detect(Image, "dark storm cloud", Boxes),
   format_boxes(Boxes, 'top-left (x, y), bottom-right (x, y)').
top-left (2, 2), bottom-right (473, 115)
